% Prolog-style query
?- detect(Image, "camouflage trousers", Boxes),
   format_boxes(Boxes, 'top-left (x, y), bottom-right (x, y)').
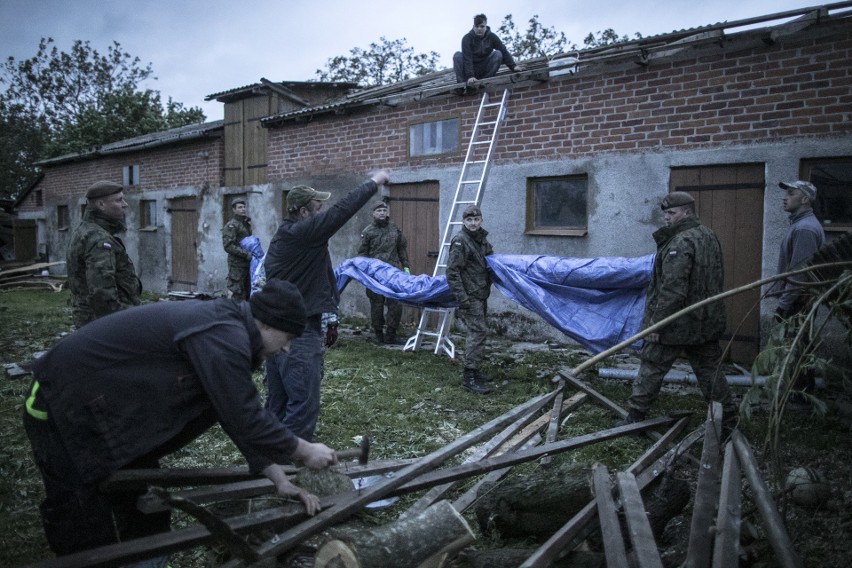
top-left (457, 298), bottom-right (488, 371)
top-left (628, 340), bottom-right (735, 416)
top-left (226, 264), bottom-right (250, 301)
top-left (366, 289), bottom-right (402, 333)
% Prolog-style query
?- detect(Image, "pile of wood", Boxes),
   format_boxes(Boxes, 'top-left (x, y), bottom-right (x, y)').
top-left (26, 368), bottom-right (806, 568)
top-left (0, 261), bottom-right (65, 291)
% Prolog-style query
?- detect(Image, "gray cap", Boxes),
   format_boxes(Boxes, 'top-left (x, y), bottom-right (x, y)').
top-left (660, 191), bottom-right (695, 210)
top-left (287, 185), bottom-right (331, 213)
top-left (779, 180), bottom-right (817, 200)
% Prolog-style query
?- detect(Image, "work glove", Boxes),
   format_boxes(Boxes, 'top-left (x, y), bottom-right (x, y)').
top-left (403, 267), bottom-right (410, 275)
top-left (325, 323), bottom-right (338, 347)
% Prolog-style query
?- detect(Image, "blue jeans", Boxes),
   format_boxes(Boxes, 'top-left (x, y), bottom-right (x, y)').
top-left (264, 325), bottom-right (324, 441)
top-left (453, 50), bottom-right (503, 84)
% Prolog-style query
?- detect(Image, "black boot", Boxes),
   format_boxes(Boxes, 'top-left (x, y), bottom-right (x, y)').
top-left (372, 329), bottom-right (385, 345)
top-left (475, 369), bottom-right (494, 383)
top-left (613, 409), bottom-right (645, 428)
top-left (462, 369), bottom-right (491, 394)
top-left (384, 328), bottom-right (404, 345)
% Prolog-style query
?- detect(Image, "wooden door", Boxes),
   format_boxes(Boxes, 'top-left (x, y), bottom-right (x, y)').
top-left (670, 164), bottom-right (765, 364)
top-left (168, 196), bottom-right (199, 291)
top-left (387, 181), bottom-right (440, 323)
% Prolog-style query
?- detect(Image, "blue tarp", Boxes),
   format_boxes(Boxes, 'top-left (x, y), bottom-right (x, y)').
top-left (334, 254), bottom-right (654, 353)
top-left (239, 236), bottom-right (265, 296)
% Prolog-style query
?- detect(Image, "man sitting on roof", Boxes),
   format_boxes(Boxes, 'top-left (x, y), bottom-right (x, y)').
top-left (453, 13), bottom-right (525, 94)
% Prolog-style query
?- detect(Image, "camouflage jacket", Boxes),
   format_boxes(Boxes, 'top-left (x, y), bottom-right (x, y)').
top-left (642, 216), bottom-right (726, 345)
top-left (358, 219), bottom-right (410, 268)
top-left (67, 209), bottom-right (142, 327)
top-left (223, 215), bottom-right (252, 268)
top-left (446, 227), bottom-right (493, 305)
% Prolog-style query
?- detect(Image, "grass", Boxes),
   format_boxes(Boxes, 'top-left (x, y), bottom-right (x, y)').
top-left (2, 289), bottom-right (850, 566)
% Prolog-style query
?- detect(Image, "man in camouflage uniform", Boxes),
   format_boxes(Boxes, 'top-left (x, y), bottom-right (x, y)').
top-left (446, 205), bottom-right (493, 394)
top-left (66, 181), bottom-right (142, 328)
top-left (222, 198), bottom-right (253, 301)
top-left (358, 201), bottom-right (410, 344)
top-left (619, 192), bottom-right (736, 425)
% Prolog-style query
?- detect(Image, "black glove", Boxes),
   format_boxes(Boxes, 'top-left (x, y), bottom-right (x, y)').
top-left (325, 323), bottom-right (338, 347)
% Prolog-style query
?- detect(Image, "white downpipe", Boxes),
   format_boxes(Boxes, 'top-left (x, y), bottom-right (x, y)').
top-left (597, 368), bottom-right (825, 388)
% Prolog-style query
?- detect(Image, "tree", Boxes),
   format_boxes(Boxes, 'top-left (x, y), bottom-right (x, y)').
top-left (0, 38), bottom-right (205, 199)
top-left (583, 29), bottom-right (642, 48)
top-left (316, 37), bottom-right (440, 87)
top-left (496, 14), bottom-right (569, 60)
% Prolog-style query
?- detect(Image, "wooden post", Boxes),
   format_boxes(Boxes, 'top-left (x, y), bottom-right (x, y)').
top-left (685, 403), bottom-right (724, 568)
top-left (712, 442), bottom-right (742, 568)
top-left (732, 431), bottom-right (804, 568)
top-left (592, 464), bottom-right (629, 568)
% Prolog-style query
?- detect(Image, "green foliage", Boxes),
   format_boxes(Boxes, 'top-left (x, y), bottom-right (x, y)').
top-left (582, 29), bottom-right (642, 48)
top-left (315, 37), bottom-right (441, 87)
top-left (496, 14), bottom-right (569, 59)
top-left (0, 38), bottom-right (205, 199)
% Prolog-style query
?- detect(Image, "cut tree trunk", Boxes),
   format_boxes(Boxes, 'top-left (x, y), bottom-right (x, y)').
top-left (474, 461), bottom-right (592, 538)
top-left (314, 500), bottom-right (474, 568)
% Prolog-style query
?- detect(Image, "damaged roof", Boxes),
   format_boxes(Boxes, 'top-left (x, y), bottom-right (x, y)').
top-left (258, 1), bottom-right (852, 126)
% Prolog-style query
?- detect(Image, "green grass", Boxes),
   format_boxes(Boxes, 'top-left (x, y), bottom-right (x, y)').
top-left (2, 291), bottom-right (850, 566)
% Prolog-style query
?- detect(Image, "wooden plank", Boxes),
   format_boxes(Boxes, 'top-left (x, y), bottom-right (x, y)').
top-left (592, 464), bottom-right (629, 568)
top-left (222, 390), bottom-right (562, 566)
top-left (520, 418), bottom-right (697, 567)
top-left (685, 402), bottom-right (724, 568)
top-left (539, 381), bottom-right (565, 467)
top-left (732, 431), bottom-right (804, 568)
top-left (617, 472), bottom-right (663, 568)
top-left (713, 442), bottom-right (742, 568)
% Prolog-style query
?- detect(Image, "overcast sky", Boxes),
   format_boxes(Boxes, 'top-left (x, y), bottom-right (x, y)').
top-left (0, 0), bottom-right (818, 121)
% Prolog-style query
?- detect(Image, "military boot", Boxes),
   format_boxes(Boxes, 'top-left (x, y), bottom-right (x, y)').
top-left (462, 369), bottom-right (491, 395)
top-left (613, 409), bottom-right (645, 428)
top-left (476, 369), bottom-right (494, 383)
top-left (384, 328), bottom-right (405, 345)
top-left (372, 329), bottom-right (385, 345)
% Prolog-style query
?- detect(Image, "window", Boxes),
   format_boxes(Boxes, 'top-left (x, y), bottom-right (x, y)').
top-left (801, 158), bottom-right (852, 231)
top-left (35, 190), bottom-right (43, 206)
top-left (123, 165), bottom-right (140, 186)
top-left (409, 118), bottom-right (459, 157)
top-left (525, 176), bottom-right (588, 236)
top-left (57, 205), bottom-right (70, 230)
top-left (140, 200), bottom-right (157, 229)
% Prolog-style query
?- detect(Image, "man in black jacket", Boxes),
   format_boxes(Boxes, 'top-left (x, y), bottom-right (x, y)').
top-left (453, 13), bottom-right (524, 93)
top-left (264, 171), bottom-right (391, 441)
top-left (23, 280), bottom-right (338, 556)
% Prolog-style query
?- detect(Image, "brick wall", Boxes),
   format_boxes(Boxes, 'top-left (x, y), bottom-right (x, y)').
top-left (266, 25), bottom-right (852, 179)
top-left (28, 137), bottom-right (222, 207)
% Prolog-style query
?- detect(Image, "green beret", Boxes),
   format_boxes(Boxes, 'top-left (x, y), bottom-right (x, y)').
top-left (86, 181), bottom-right (124, 200)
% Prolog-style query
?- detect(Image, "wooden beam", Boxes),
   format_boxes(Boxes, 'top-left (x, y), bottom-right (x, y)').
top-left (617, 472), bottom-right (664, 568)
top-left (540, 381), bottom-right (565, 467)
top-left (685, 402), bottom-right (724, 568)
top-left (732, 431), bottom-right (804, 568)
top-left (712, 442), bottom-right (742, 568)
top-left (593, 464), bottom-right (629, 568)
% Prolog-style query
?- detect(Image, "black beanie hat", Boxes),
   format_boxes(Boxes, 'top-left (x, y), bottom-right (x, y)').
top-left (249, 280), bottom-right (307, 336)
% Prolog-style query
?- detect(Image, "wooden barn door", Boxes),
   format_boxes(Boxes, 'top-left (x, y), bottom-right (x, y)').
top-left (168, 196), bottom-right (199, 291)
top-left (670, 164), bottom-right (765, 364)
top-left (387, 181), bottom-right (439, 324)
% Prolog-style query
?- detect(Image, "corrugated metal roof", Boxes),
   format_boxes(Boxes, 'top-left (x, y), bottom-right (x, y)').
top-left (205, 80), bottom-right (360, 102)
top-left (36, 120), bottom-right (224, 166)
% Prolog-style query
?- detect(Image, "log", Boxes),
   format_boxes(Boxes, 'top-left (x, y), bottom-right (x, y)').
top-left (468, 548), bottom-right (604, 568)
top-left (474, 461), bottom-right (592, 538)
top-left (314, 500), bottom-right (474, 568)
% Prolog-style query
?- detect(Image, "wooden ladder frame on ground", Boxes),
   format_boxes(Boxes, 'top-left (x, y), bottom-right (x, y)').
top-left (404, 89), bottom-right (509, 358)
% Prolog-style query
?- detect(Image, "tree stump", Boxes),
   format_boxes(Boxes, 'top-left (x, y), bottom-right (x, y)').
top-left (314, 500), bottom-right (475, 568)
top-left (474, 461), bottom-right (592, 538)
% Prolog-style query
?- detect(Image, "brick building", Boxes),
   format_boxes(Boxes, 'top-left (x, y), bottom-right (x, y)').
top-left (15, 4), bottom-right (852, 361)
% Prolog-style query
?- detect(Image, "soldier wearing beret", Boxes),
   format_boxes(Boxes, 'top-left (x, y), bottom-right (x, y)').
top-left (618, 191), bottom-right (737, 427)
top-left (446, 204), bottom-right (494, 394)
top-left (358, 201), bottom-right (410, 345)
top-left (222, 198), bottom-right (253, 301)
top-left (66, 181), bottom-right (142, 328)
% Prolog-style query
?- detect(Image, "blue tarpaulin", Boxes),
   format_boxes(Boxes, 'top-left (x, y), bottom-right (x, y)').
top-left (334, 254), bottom-right (654, 353)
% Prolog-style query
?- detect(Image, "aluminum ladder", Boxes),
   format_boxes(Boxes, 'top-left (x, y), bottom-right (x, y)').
top-left (404, 89), bottom-right (509, 357)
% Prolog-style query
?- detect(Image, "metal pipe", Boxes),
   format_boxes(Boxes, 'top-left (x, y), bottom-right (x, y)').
top-left (597, 368), bottom-right (824, 388)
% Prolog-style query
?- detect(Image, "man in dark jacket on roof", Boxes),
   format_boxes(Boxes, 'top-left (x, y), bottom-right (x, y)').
top-left (453, 13), bottom-right (524, 94)
top-left (23, 280), bottom-right (338, 556)
top-left (264, 171), bottom-right (391, 441)
top-left (618, 192), bottom-right (736, 427)
top-left (66, 181), bottom-right (142, 328)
